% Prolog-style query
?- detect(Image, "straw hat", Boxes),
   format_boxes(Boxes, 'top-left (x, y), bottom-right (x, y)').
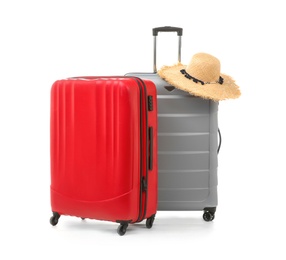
top-left (157, 52), bottom-right (241, 101)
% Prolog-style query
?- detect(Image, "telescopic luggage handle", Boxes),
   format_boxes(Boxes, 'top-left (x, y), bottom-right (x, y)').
top-left (152, 26), bottom-right (183, 73)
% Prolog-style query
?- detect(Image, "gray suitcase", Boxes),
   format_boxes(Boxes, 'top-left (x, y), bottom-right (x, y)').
top-left (126, 26), bottom-right (221, 221)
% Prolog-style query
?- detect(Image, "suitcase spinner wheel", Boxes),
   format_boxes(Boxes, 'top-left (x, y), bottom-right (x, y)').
top-left (203, 208), bottom-right (216, 222)
top-left (146, 214), bottom-right (155, 229)
top-left (50, 212), bottom-right (60, 226)
top-left (117, 222), bottom-right (129, 236)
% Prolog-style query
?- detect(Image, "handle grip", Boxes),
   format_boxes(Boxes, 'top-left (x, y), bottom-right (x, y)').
top-left (153, 26), bottom-right (183, 36)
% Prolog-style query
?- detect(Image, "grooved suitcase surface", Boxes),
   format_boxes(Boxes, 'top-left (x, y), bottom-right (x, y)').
top-left (126, 72), bottom-right (218, 211)
top-left (51, 79), bottom-right (139, 201)
top-left (50, 77), bottom-right (158, 222)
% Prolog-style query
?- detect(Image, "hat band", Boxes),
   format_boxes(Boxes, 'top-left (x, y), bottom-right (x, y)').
top-left (180, 69), bottom-right (224, 85)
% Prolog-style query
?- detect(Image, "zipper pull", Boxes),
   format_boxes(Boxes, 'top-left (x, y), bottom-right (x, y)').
top-left (141, 177), bottom-right (147, 191)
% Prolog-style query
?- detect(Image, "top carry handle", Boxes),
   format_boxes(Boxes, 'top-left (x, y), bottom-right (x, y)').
top-left (152, 26), bottom-right (183, 73)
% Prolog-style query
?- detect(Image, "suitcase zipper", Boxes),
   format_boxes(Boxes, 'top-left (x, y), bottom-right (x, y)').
top-left (131, 77), bottom-right (149, 223)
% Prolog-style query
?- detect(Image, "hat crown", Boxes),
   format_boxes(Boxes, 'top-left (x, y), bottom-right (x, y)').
top-left (186, 53), bottom-right (221, 82)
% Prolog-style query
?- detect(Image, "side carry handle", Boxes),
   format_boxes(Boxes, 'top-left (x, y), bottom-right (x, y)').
top-left (148, 127), bottom-right (153, 170)
top-left (217, 128), bottom-right (222, 154)
top-left (152, 26), bottom-right (183, 73)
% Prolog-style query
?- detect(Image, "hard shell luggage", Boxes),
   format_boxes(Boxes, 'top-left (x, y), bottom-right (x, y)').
top-left (50, 76), bottom-right (158, 235)
top-left (126, 27), bottom-right (220, 221)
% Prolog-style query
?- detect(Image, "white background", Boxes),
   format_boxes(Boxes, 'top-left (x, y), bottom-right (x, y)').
top-left (1, 0), bottom-right (285, 259)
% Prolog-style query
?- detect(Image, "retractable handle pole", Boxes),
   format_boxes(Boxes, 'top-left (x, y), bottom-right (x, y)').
top-left (152, 26), bottom-right (183, 73)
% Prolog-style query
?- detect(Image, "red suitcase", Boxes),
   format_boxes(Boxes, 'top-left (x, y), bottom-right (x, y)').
top-left (50, 76), bottom-right (158, 235)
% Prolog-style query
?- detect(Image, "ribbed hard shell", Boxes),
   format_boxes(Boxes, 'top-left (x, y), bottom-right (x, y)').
top-left (50, 77), bottom-right (157, 222)
top-left (125, 72), bottom-right (218, 211)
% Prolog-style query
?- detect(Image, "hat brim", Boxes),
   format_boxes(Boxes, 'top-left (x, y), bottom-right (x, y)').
top-left (158, 63), bottom-right (241, 101)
